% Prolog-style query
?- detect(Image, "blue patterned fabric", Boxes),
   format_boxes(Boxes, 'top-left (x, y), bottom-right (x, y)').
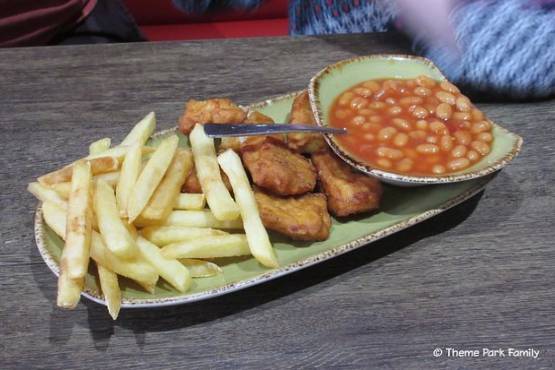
top-left (290, 0), bottom-right (555, 99)
top-left (423, 0), bottom-right (555, 99)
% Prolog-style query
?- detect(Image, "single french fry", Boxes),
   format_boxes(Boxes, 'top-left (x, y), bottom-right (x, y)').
top-left (137, 149), bottom-right (193, 223)
top-left (42, 202), bottom-right (68, 238)
top-left (127, 135), bottom-right (179, 222)
top-left (86, 145), bottom-right (155, 161)
top-left (136, 237), bottom-right (191, 292)
top-left (89, 138), bottom-right (111, 155)
top-left (189, 124), bottom-right (240, 221)
top-left (120, 112), bottom-right (156, 147)
top-left (38, 156), bottom-right (119, 186)
top-left (42, 201), bottom-right (157, 289)
top-left (62, 161), bottom-right (93, 279)
top-left (161, 234), bottom-right (250, 259)
top-left (116, 143), bottom-right (142, 218)
top-left (141, 225), bottom-right (228, 246)
top-left (94, 179), bottom-right (137, 259)
top-left (180, 259), bottom-right (222, 278)
top-left (174, 193), bottom-right (206, 210)
top-left (49, 182), bottom-right (71, 200)
top-left (57, 272), bottom-right (83, 309)
top-left (163, 210), bottom-right (243, 229)
top-left (94, 171), bottom-right (120, 187)
top-left (218, 149), bottom-right (278, 268)
top-left (27, 182), bottom-right (68, 210)
top-left (97, 263), bottom-right (121, 320)
top-left (43, 201), bottom-right (85, 308)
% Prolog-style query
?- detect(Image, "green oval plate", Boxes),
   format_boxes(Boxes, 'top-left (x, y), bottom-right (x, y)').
top-left (35, 92), bottom-right (497, 308)
top-left (308, 54), bottom-right (523, 186)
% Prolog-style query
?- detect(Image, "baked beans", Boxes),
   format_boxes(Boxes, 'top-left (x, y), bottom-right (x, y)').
top-left (329, 77), bottom-right (494, 175)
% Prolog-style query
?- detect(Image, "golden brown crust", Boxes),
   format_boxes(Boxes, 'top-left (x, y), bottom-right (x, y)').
top-left (241, 141), bottom-right (317, 196)
top-left (219, 110), bottom-right (284, 153)
top-left (244, 110), bottom-right (274, 124)
top-left (287, 91), bottom-right (327, 153)
top-left (254, 189), bottom-right (331, 241)
top-left (312, 150), bottom-right (383, 217)
top-left (178, 98), bottom-right (246, 134)
top-left (181, 163), bottom-right (231, 193)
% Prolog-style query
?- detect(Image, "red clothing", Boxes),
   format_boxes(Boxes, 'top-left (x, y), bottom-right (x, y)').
top-left (0, 0), bottom-right (96, 47)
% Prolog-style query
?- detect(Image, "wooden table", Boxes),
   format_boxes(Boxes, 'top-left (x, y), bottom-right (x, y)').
top-left (1, 33), bottom-right (554, 369)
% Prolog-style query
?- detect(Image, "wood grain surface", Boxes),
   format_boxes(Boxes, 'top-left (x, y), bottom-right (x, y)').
top-left (1, 33), bottom-right (554, 370)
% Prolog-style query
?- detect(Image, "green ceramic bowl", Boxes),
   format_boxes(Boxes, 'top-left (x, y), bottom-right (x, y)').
top-left (308, 54), bottom-right (523, 187)
top-left (35, 92), bottom-right (497, 308)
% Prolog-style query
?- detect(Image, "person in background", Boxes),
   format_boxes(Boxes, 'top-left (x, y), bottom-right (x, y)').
top-left (288, 0), bottom-right (555, 100)
top-left (0, 0), bottom-right (143, 46)
top-left (2, 0), bottom-right (553, 100)
top-left (175, 0), bottom-right (555, 100)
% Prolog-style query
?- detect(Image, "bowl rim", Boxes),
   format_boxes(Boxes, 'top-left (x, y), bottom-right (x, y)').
top-left (308, 54), bottom-right (523, 185)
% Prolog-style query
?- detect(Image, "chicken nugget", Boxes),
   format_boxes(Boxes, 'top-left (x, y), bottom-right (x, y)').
top-left (181, 163), bottom-right (231, 193)
top-left (312, 150), bottom-right (382, 217)
top-left (254, 189), bottom-right (331, 241)
top-left (179, 98), bottom-right (246, 134)
top-left (287, 91), bottom-right (327, 153)
top-left (219, 110), bottom-right (284, 153)
top-left (242, 140), bottom-right (317, 196)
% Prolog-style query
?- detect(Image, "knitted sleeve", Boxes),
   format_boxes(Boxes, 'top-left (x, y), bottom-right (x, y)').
top-left (420, 0), bottom-right (555, 100)
top-left (289, 0), bottom-right (396, 36)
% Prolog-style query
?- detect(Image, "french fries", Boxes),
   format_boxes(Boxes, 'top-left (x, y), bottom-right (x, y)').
top-left (94, 171), bottom-right (120, 187)
top-left (180, 259), bottom-right (222, 277)
top-left (189, 124), bottom-right (240, 221)
top-left (94, 179), bottom-right (137, 259)
top-left (137, 237), bottom-right (191, 292)
top-left (50, 182), bottom-right (71, 199)
top-left (120, 112), bottom-right (156, 146)
top-left (164, 210), bottom-right (243, 229)
top-left (61, 161), bottom-right (93, 279)
top-left (43, 196), bottom-right (158, 289)
top-left (27, 182), bottom-right (68, 210)
top-left (90, 232), bottom-right (158, 290)
top-left (218, 149), bottom-right (278, 268)
top-left (57, 272), bottom-right (83, 309)
top-left (86, 145), bottom-right (154, 161)
top-left (34, 109), bottom-right (285, 318)
top-left (161, 234), bottom-right (250, 259)
top-left (42, 202), bottom-right (68, 238)
top-left (127, 135), bottom-right (179, 222)
top-left (41, 201), bottom-right (84, 308)
top-left (137, 149), bottom-right (192, 223)
top-left (38, 156), bottom-right (119, 186)
top-left (116, 143), bottom-right (142, 218)
top-left (141, 225), bottom-right (228, 245)
top-left (89, 138), bottom-right (111, 155)
top-left (97, 263), bottom-right (121, 320)
top-left (174, 193), bottom-right (206, 210)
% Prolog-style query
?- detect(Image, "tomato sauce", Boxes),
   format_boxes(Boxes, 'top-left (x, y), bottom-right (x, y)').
top-left (329, 77), bottom-right (494, 176)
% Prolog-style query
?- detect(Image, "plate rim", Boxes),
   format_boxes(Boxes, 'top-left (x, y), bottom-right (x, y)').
top-left (34, 91), bottom-right (494, 308)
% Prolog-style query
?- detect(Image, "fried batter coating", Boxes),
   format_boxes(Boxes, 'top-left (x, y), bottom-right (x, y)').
top-left (254, 189), bottom-right (331, 241)
top-left (241, 140), bottom-right (317, 196)
top-left (219, 110), bottom-right (282, 153)
top-left (179, 98), bottom-right (246, 134)
top-left (287, 91), bottom-right (327, 153)
top-left (245, 110), bottom-right (274, 124)
top-left (181, 163), bottom-right (231, 193)
top-left (312, 150), bottom-right (383, 217)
